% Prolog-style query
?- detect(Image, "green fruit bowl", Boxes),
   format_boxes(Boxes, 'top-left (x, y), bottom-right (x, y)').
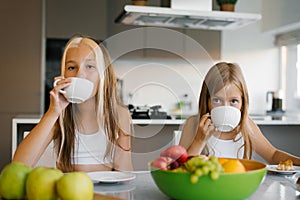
top-left (150, 159), bottom-right (267, 200)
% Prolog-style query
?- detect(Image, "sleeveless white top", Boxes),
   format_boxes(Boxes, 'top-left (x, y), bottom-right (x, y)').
top-left (72, 129), bottom-right (112, 165)
top-left (207, 133), bottom-right (244, 159)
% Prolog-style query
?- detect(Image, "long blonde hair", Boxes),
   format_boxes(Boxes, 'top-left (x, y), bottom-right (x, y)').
top-left (53, 35), bottom-right (126, 171)
top-left (198, 62), bottom-right (253, 159)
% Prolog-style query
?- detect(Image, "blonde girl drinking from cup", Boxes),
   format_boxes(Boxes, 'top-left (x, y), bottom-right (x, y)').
top-left (180, 62), bottom-right (300, 165)
top-left (13, 35), bottom-right (133, 172)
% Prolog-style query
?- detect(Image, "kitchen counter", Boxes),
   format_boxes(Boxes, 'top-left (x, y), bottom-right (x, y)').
top-left (94, 171), bottom-right (299, 200)
top-left (12, 113), bottom-right (300, 125)
top-left (250, 112), bottom-right (300, 125)
top-left (133, 113), bottom-right (300, 125)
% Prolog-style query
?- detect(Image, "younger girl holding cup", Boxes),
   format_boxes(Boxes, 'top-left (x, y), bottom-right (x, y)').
top-left (180, 62), bottom-right (300, 166)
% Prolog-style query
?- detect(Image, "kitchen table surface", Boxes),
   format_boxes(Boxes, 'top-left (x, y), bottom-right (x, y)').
top-left (94, 171), bottom-right (300, 200)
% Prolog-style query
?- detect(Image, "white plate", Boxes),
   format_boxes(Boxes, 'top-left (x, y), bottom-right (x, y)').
top-left (94, 183), bottom-right (136, 193)
top-left (267, 165), bottom-right (300, 175)
top-left (87, 171), bottom-right (136, 183)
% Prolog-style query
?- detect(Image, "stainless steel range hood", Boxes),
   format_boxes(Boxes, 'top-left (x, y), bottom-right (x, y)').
top-left (115, 5), bottom-right (262, 31)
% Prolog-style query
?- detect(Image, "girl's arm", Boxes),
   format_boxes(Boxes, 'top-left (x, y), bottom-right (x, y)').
top-left (12, 110), bottom-right (59, 167)
top-left (13, 78), bottom-right (70, 167)
top-left (249, 118), bottom-right (300, 166)
top-left (180, 114), bottom-right (214, 156)
top-left (113, 106), bottom-right (133, 171)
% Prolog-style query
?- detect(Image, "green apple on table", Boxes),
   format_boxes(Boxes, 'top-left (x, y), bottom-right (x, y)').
top-left (26, 166), bottom-right (63, 200)
top-left (0, 162), bottom-right (32, 199)
top-left (57, 172), bottom-right (94, 200)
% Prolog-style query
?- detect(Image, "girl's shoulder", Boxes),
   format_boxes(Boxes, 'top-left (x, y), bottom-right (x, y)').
top-left (185, 114), bottom-right (200, 126)
top-left (116, 104), bottom-right (132, 135)
top-left (116, 104), bottom-right (132, 125)
top-left (116, 104), bottom-right (131, 117)
top-left (182, 114), bottom-right (200, 133)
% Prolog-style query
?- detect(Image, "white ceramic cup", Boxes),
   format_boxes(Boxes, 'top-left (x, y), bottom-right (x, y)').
top-left (53, 77), bottom-right (94, 104)
top-left (210, 106), bottom-right (241, 132)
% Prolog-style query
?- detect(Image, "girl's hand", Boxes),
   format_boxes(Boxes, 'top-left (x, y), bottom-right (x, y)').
top-left (195, 113), bottom-right (216, 141)
top-left (48, 77), bottom-right (71, 116)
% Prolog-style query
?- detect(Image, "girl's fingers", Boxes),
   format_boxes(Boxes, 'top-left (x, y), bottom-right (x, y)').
top-left (53, 80), bottom-right (71, 93)
top-left (203, 118), bottom-right (212, 134)
top-left (54, 76), bottom-right (64, 81)
top-left (204, 118), bottom-right (211, 128)
top-left (197, 113), bottom-right (213, 137)
top-left (199, 113), bottom-right (210, 126)
top-left (49, 90), bottom-right (60, 103)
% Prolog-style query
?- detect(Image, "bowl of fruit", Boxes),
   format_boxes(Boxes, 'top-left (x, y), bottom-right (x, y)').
top-left (150, 145), bottom-right (267, 200)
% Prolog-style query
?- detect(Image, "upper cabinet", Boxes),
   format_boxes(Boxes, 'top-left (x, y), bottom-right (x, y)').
top-left (46, 0), bottom-right (107, 39)
top-left (262, 0), bottom-right (300, 34)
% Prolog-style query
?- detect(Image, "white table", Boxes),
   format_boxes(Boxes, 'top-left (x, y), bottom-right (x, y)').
top-left (94, 171), bottom-right (300, 200)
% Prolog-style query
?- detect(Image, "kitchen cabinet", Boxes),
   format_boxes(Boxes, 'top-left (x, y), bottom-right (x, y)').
top-left (12, 115), bottom-right (300, 170)
top-left (255, 125), bottom-right (300, 160)
top-left (12, 116), bottom-right (183, 170)
top-left (46, 0), bottom-right (108, 39)
top-left (132, 121), bottom-right (183, 170)
top-left (262, 0), bottom-right (300, 33)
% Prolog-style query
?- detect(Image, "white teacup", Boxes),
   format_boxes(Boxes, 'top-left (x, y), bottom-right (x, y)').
top-left (210, 106), bottom-right (241, 132)
top-left (53, 77), bottom-right (94, 104)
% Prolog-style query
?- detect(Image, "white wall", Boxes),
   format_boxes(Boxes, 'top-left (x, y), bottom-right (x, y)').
top-left (113, 0), bottom-right (282, 115)
top-left (222, 0), bottom-right (300, 114)
top-left (221, 0), bottom-right (280, 114)
top-left (106, 27), bottom-right (217, 115)
top-left (114, 58), bottom-right (213, 115)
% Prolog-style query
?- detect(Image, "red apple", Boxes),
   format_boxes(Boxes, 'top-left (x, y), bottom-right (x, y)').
top-left (178, 153), bottom-right (188, 163)
top-left (160, 145), bottom-right (188, 163)
top-left (151, 157), bottom-right (173, 170)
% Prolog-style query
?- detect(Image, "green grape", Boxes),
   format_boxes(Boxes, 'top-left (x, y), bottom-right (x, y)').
top-left (195, 168), bottom-right (203, 176)
top-left (215, 164), bottom-right (224, 173)
top-left (194, 157), bottom-right (206, 166)
top-left (205, 162), bottom-right (215, 171)
top-left (185, 156), bottom-right (223, 184)
top-left (185, 164), bottom-right (196, 172)
top-left (209, 156), bottom-right (218, 163)
top-left (211, 164), bottom-right (217, 171)
top-left (185, 160), bottom-right (198, 172)
top-left (210, 171), bottom-right (220, 180)
top-left (190, 174), bottom-right (199, 184)
top-left (172, 167), bottom-right (187, 173)
top-left (202, 165), bottom-right (210, 175)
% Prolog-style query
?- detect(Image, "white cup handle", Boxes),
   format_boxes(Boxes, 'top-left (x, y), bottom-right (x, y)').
top-left (53, 79), bottom-right (66, 94)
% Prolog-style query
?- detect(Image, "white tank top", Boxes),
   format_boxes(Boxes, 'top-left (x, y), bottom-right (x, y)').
top-left (207, 133), bottom-right (244, 159)
top-left (72, 129), bottom-right (112, 165)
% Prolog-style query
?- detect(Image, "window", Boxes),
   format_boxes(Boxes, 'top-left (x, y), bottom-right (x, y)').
top-left (276, 29), bottom-right (300, 111)
top-left (297, 44), bottom-right (300, 97)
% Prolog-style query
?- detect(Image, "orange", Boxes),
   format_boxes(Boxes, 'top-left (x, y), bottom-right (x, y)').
top-left (218, 158), bottom-right (229, 165)
top-left (222, 160), bottom-right (246, 173)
